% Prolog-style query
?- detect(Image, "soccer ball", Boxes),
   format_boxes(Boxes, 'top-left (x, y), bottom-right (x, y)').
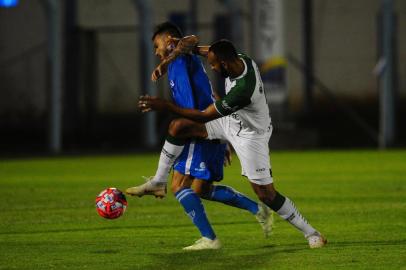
top-left (95, 188), bottom-right (127, 219)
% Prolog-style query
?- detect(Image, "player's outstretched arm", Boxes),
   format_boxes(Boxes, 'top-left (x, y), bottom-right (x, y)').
top-left (139, 95), bottom-right (220, 123)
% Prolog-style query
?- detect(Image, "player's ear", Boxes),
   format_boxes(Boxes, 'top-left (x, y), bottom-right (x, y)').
top-left (166, 38), bottom-right (175, 51)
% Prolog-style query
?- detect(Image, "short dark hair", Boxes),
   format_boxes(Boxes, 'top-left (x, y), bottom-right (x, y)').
top-left (209, 39), bottom-right (239, 61)
top-left (152, 21), bottom-right (183, 40)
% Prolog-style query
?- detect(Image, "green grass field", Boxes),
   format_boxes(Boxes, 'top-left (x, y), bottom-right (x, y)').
top-left (1, 150), bottom-right (405, 269)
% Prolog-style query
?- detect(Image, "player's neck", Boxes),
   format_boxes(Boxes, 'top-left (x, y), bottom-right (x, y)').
top-left (229, 59), bottom-right (245, 79)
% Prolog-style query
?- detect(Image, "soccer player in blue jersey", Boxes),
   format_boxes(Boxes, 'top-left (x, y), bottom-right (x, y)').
top-left (126, 22), bottom-right (272, 250)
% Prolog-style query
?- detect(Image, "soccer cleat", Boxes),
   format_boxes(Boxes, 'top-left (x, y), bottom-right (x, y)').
top-left (255, 202), bottom-right (274, 238)
top-left (183, 237), bottom-right (221, 251)
top-left (125, 176), bottom-right (167, 198)
top-left (307, 231), bottom-right (327, 248)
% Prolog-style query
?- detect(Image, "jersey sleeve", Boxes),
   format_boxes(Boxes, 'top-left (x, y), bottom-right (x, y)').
top-left (214, 79), bottom-right (253, 116)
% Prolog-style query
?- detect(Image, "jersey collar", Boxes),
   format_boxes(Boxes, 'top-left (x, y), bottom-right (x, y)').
top-left (230, 57), bottom-right (247, 81)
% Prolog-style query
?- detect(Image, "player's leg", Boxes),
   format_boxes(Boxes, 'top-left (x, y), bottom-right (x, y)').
top-left (171, 171), bottom-right (221, 250)
top-left (193, 180), bottom-right (273, 237)
top-left (250, 182), bottom-right (326, 248)
top-left (193, 180), bottom-right (259, 215)
top-left (233, 132), bottom-right (326, 248)
top-left (125, 118), bottom-right (207, 197)
top-left (153, 118), bottom-right (208, 183)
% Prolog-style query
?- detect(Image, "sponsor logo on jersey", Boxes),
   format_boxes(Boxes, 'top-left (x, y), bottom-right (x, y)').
top-left (221, 100), bottom-right (239, 112)
top-left (231, 113), bottom-right (240, 120)
top-left (221, 100), bottom-right (232, 110)
top-left (256, 168), bottom-right (266, 172)
top-left (170, 80), bottom-right (175, 88)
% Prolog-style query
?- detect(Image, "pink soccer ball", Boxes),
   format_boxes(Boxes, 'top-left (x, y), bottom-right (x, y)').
top-left (95, 188), bottom-right (127, 219)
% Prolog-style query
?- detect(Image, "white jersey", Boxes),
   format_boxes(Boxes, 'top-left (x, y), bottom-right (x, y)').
top-left (213, 54), bottom-right (272, 136)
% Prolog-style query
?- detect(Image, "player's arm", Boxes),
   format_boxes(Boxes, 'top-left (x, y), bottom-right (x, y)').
top-left (194, 46), bottom-right (210, 57)
top-left (140, 82), bottom-right (251, 122)
top-left (211, 88), bottom-right (222, 101)
top-left (139, 95), bottom-right (221, 123)
top-left (151, 35), bottom-right (202, 81)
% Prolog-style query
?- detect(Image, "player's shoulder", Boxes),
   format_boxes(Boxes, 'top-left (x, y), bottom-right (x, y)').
top-left (239, 55), bottom-right (257, 83)
top-left (172, 54), bottom-right (201, 69)
top-left (238, 53), bottom-right (252, 62)
top-left (169, 55), bottom-right (190, 76)
top-left (171, 54), bottom-right (188, 65)
top-left (238, 53), bottom-right (254, 68)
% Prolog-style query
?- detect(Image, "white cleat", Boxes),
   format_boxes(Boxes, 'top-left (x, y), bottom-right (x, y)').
top-left (182, 237), bottom-right (221, 251)
top-left (255, 202), bottom-right (274, 238)
top-left (307, 231), bottom-right (327, 248)
top-left (125, 176), bottom-right (167, 198)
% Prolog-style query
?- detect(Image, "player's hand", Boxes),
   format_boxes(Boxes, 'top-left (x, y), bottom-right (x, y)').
top-left (224, 143), bottom-right (232, 167)
top-left (151, 62), bottom-right (167, 82)
top-left (138, 95), bottom-right (168, 112)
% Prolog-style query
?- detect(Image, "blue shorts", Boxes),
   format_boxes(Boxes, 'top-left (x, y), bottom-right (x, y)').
top-left (173, 140), bottom-right (226, 181)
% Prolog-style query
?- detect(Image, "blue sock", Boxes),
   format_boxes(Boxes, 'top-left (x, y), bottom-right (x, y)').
top-left (175, 188), bottom-right (216, 240)
top-left (208, 185), bottom-right (259, 215)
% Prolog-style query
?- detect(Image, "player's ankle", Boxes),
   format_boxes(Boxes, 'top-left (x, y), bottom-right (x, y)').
top-left (150, 178), bottom-right (167, 186)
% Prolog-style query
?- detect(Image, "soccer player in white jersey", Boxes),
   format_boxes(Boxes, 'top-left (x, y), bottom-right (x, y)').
top-left (137, 39), bottom-right (327, 249)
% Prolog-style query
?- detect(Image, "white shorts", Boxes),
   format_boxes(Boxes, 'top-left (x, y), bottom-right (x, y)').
top-left (205, 116), bottom-right (273, 185)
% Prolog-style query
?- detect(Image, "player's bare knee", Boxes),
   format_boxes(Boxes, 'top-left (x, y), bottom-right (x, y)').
top-left (192, 181), bottom-right (212, 199)
top-left (172, 172), bottom-right (194, 194)
top-left (171, 181), bottom-right (182, 194)
top-left (252, 182), bottom-right (277, 205)
top-left (193, 186), bottom-right (204, 197)
top-left (257, 194), bottom-right (273, 206)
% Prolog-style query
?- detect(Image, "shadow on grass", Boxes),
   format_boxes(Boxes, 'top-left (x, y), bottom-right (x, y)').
top-left (144, 244), bottom-right (306, 270)
top-left (326, 239), bottom-right (406, 247)
top-left (0, 220), bottom-right (256, 235)
top-left (140, 238), bottom-right (406, 269)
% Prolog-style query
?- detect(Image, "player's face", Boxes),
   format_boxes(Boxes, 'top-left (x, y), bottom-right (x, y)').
top-left (153, 34), bottom-right (172, 61)
top-left (208, 51), bottom-right (229, 78)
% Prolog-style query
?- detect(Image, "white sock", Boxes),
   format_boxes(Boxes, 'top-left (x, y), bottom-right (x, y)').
top-left (151, 140), bottom-right (184, 185)
top-left (276, 197), bottom-right (317, 238)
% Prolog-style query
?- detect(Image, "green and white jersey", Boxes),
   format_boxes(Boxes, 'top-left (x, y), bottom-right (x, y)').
top-left (214, 54), bottom-right (271, 135)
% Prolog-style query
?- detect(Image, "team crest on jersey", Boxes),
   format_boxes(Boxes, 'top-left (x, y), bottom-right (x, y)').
top-left (170, 80), bottom-right (175, 88)
top-left (195, 162), bottom-right (206, 172)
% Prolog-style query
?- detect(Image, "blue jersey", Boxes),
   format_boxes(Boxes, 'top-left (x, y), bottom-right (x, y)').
top-left (168, 55), bottom-right (225, 181)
